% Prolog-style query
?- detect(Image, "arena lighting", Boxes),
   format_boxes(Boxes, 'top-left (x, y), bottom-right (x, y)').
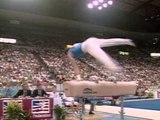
top-left (93, 0), bottom-right (99, 6)
top-left (150, 53), bottom-right (160, 57)
top-left (98, 6), bottom-right (102, 10)
top-left (0, 38), bottom-right (16, 44)
top-left (108, 0), bottom-right (113, 5)
top-left (87, 3), bottom-right (94, 9)
top-left (87, 0), bottom-right (113, 10)
top-left (103, 3), bottom-right (108, 8)
top-left (119, 51), bottom-right (129, 56)
top-left (98, 0), bottom-right (104, 3)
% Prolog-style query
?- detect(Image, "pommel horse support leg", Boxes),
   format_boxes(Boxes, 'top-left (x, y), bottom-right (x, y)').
top-left (63, 81), bottom-right (137, 120)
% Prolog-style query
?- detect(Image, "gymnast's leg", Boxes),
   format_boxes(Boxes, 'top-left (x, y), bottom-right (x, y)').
top-left (100, 38), bottom-right (135, 47)
top-left (82, 37), bottom-right (135, 48)
top-left (81, 37), bottom-right (135, 72)
top-left (82, 41), bottom-right (121, 72)
top-left (67, 51), bottom-right (81, 80)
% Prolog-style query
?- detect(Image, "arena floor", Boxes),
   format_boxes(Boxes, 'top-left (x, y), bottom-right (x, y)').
top-left (66, 111), bottom-right (152, 120)
top-left (84, 105), bottom-right (160, 120)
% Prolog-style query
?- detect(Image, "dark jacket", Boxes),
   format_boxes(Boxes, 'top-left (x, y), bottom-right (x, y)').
top-left (13, 89), bottom-right (32, 98)
top-left (32, 89), bottom-right (48, 97)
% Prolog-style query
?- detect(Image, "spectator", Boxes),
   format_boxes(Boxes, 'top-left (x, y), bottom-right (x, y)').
top-left (32, 84), bottom-right (48, 97)
top-left (62, 93), bottom-right (80, 113)
top-left (49, 84), bottom-right (63, 106)
top-left (13, 82), bottom-right (32, 98)
top-left (49, 84), bottom-right (59, 98)
top-left (2, 83), bottom-right (14, 98)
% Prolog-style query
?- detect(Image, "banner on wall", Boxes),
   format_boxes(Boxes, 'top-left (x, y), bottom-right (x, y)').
top-left (0, 98), bottom-right (53, 120)
top-left (31, 99), bottom-right (52, 118)
top-left (2, 99), bottom-right (23, 116)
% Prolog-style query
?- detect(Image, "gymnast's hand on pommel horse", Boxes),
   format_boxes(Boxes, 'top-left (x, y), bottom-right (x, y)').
top-left (66, 37), bottom-right (136, 81)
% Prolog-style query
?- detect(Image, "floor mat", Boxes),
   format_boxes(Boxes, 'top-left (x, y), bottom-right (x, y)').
top-left (65, 112), bottom-right (152, 120)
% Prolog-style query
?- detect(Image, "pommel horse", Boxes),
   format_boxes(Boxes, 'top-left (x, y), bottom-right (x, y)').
top-left (63, 81), bottom-right (137, 120)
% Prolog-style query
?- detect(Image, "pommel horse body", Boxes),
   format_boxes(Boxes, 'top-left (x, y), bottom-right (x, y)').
top-left (63, 81), bottom-right (137, 120)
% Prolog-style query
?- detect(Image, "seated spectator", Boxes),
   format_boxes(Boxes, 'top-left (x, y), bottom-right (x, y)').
top-left (2, 83), bottom-right (14, 98)
top-left (13, 83), bottom-right (32, 98)
top-left (111, 96), bottom-right (119, 106)
top-left (49, 84), bottom-right (62, 106)
top-left (11, 81), bottom-right (21, 97)
top-left (62, 93), bottom-right (80, 113)
top-left (32, 84), bottom-right (48, 97)
top-left (0, 83), bottom-right (3, 98)
top-left (49, 84), bottom-right (59, 98)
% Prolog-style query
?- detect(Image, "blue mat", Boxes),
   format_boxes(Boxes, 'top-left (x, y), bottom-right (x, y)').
top-left (124, 99), bottom-right (160, 111)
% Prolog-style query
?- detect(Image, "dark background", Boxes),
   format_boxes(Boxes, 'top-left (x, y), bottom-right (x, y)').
top-left (0, 0), bottom-right (160, 48)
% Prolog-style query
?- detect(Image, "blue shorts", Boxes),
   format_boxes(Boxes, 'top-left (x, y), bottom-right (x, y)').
top-left (69, 43), bottom-right (84, 58)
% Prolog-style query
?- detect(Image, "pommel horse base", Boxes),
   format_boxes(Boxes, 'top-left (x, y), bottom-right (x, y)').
top-left (63, 81), bottom-right (137, 120)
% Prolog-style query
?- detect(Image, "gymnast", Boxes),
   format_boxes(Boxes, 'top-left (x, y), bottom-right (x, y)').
top-left (66, 37), bottom-right (136, 80)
